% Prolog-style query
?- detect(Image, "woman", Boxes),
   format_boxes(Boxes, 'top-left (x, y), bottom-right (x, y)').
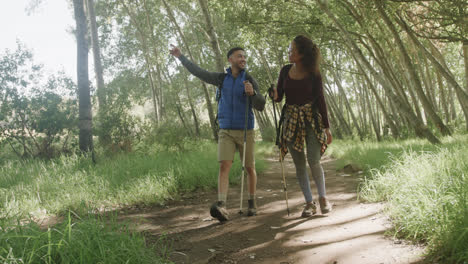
top-left (272, 35), bottom-right (333, 217)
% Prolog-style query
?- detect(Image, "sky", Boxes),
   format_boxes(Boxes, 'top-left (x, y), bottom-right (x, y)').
top-left (1, 0), bottom-right (76, 80)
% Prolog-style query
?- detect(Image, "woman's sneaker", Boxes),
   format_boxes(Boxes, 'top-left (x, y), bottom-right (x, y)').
top-left (319, 197), bottom-right (332, 214)
top-left (210, 201), bottom-right (229, 222)
top-left (247, 199), bottom-right (257, 216)
top-left (301, 202), bottom-right (317, 217)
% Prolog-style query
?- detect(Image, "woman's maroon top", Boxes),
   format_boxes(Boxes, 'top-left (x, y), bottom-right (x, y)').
top-left (276, 64), bottom-right (330, 128)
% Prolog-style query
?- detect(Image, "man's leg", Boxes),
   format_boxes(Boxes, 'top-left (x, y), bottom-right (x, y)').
top-left (218, 160), bottom-right (233, 202)
top-left (246, 167), bottom-right (257, 197)
top-left (211, 130), bottom-right (236, 222)
top-left (242, 130), bottom-right (257, 216)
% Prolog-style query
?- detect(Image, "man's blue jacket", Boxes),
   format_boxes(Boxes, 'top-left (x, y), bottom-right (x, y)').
top-left (178, 55), bottom-right (265, 130)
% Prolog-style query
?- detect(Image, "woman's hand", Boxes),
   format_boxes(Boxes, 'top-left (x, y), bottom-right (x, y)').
top-left (269, 88), bottom-right (278, 101)
top-left (325, 128), bottom-right (332, 144)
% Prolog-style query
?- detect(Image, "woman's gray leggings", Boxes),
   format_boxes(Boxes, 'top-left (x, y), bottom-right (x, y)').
top-left (287, 124), bottom-right (326, 203)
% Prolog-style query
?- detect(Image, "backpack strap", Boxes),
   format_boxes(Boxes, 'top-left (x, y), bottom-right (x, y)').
top-left (215, 73), bottom-right (227, 130)
top-left (215, 73), bottom-right (227, 102)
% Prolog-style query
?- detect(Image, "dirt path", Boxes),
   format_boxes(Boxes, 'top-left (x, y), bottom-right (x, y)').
top-left (121, 156), bottom-right (425, 264)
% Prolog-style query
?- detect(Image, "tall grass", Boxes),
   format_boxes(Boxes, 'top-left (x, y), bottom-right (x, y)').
top-left (327, 134), bottom-right (468, 171)
top-left (1, 139), bottom-right (266, 263)
top-left (0, 139), bottom-right (265, 221)
top-left (329, 135), bottom-right (468, 263)
top-left (0, 211), bottom-right (169, 264)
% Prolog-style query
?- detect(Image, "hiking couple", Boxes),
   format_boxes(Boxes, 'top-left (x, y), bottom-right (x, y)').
top-left (169, 35), bottom-right (333, 222)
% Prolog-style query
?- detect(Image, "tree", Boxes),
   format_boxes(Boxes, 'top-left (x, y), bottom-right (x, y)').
top-left (73, 0), bottom-right (93, 152)
top-left (0, 44), bottom-right (78, 158)
top-left (374, 0), bottom-right (451, 136)
top-left (85, 0), bottom-right (106, 108)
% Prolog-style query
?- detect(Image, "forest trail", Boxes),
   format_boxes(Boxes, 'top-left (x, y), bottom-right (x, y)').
top-left (121, 155), bottom-right (425, 264)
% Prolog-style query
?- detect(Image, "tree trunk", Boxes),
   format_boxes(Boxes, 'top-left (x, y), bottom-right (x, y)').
top-left (374, 0), bottom-right (451, 136)
top-left (435, 68), bottom-right (450, 123)
top-left (256, 47), bottom-right (275, 84)
top-left (353, 54), bottom-right (400, 138)
top-left (143, 0), bottom-right (165, 119)
top-left (363, 80), bottom-right (381, 141)
top-left (147, 67), bottom-right (160, 122)
top-left (85, 0), bottom-right (111, 145)
top-left (339, 2), bottom-right (402, 137)
top-left (342, 0), bottom-right (412, 115)
top-left (255, 47), bottom-right (275, 127)
top-left (73, 0), bottom-right (93, 152)
top-left (355, 77), bottom-right (368, 136)
top-left (331, 70), bottom-right (364, 140)
top-left (176, 103), bottom-right (191, 136)
top-left (327, 106), bottom-right (343, 139)
top-left (463, 40), bottom-right (468, 94)
top-left (422, 54), bottom-right (437, 110)
top-left (85, 0), bottom-right (105, 108)
top-left (323, 83), bottom-right (353, 136)
top-left (403, 72), bottom-right (424, 122)
top-left (181, 70), bottom-right (201, 136)
top-left (161, 68), bottom-right (195, 136)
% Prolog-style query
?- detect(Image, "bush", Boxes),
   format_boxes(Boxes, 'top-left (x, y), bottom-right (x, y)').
top-left (142, 122), bottom-right (193, 151)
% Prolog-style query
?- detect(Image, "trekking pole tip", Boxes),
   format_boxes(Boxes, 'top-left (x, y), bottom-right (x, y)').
top-left (238, 210), bottom-right (243, 215)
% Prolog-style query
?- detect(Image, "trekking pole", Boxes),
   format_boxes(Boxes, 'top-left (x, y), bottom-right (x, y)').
top-left (269, 85), bottom-right (290, 216)
top-left (239, 95), bottom-right (249, 215)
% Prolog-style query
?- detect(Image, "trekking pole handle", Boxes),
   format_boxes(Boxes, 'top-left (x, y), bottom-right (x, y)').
top-left (267, 84), bottom-right (275, 100)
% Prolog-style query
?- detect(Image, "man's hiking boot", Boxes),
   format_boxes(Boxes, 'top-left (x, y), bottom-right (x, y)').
top-left (247, 199), bottom-right (257, 216)
top-left (319, 197), bottom-right (332, 214)
top-left (210, 201), bottom-right (229, 222)
top-left (301, 202), bottom-right (317, 217)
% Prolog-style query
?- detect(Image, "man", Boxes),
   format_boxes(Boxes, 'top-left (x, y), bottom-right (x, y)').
top-left (170, 45), bottom-right (265, 222)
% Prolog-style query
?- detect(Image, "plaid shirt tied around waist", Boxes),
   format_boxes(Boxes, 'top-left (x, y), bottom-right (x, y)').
top-left (280, 103), bottom-right (328, 161)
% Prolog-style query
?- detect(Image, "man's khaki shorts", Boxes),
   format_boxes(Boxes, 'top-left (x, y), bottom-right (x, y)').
top-left (218, 129), bottom-right (255, 167)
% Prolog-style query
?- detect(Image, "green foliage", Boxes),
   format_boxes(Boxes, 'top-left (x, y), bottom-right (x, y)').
top-left (94, 70), bottom-right (148, 150)
top-left (0, 212), bottom-right (169, 264)
top-left (144, 122), bottom-right (193, 151)
top-left (0, 43), bottom-right (78, 159)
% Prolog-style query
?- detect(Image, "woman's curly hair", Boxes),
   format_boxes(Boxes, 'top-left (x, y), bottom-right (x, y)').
top-left (293, 35), bottom-right (321, 76)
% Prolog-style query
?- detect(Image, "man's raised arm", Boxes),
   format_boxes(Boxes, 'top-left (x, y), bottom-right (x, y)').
top-left (170, 45), bottom-right (223, 86)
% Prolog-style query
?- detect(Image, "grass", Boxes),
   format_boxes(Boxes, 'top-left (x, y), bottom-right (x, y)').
top-left (0, 211), bottom-right (169, 264)
top-left (0, 138), bottom-right (267, 263)
top-left (327, 134), bottom-right (468, 172)
top-left (329, 134), bottom-right (468, 263)
top-left (0, 139), bottom-right (266, 221)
